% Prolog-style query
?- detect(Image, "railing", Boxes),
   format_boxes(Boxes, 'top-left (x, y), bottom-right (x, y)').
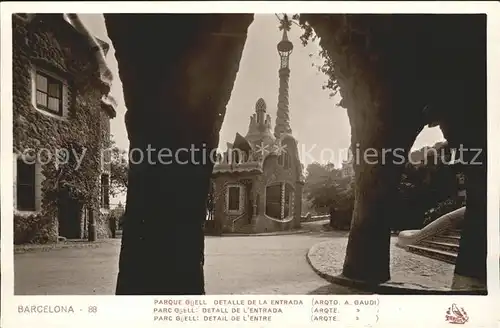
top-left (300, 214), bottom-right (330, 222)
top-left (396, 206), bottom-right (465, 249)
top-left (231, 212), bottom-right (247, 232)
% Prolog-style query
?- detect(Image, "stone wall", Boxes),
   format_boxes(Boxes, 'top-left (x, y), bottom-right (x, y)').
top-left (212, 175), bottom-right (255, 233)
top-left (253, 138), bottom-right (302, 232)
top-left (13, 14), bottom-right (113, 244)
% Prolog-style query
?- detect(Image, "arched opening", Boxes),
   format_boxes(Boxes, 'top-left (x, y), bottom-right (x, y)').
top-left (17, 13), bottom-right (484, 296)
top-left (396, 126), bottom-right (463, 232)
top-left (265, 182), bottom-right (294, 220)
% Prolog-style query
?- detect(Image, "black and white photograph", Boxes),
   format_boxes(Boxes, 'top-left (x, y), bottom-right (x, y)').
top-left (8, 11), bottom-right (490, 300)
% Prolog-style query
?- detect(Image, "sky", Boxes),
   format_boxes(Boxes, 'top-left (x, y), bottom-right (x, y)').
top-left (78, 14), bottom-right (445, 204)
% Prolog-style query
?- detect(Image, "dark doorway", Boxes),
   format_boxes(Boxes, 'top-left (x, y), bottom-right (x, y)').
top-left (58, 190), bottom-right (83, 239)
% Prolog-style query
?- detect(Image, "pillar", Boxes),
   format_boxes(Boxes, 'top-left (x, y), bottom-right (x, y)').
top-left (104, 14), bottom-right (253, 295)
top-left (280, 182), bottom-right (285, 219)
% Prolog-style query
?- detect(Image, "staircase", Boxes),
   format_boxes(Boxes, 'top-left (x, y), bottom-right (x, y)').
top-left (407, 228), bottom-right (461, 264)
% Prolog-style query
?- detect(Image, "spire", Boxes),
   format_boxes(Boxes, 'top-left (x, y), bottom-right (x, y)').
top-left (274, 15), bottom-right (293, 138)
top-left (255, 98), bottom-right (266, 124)
top-left (245, 98), bottom-right (275, 145)
top-left (281, 28), bottom-right (289, 42)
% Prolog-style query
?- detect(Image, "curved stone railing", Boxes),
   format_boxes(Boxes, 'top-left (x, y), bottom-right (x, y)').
top-left (396, 206), bottom-right (466, 249)
top-left (301, 214), bottom-right (330, 222)
top-left (264, 214), bottom-right (294, 223)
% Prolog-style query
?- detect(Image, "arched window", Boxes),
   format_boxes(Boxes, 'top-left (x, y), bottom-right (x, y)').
top-left (265, 182), bottom-right (294, 220)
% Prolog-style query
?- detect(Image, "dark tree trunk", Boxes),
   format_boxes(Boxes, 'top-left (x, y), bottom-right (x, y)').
top-left (455, 158), bottom-right (486, 283)
top-left (104, 14), bottom-right (253, 295)
top-left (433, 15), bottom-right (486, 285)
top-left (343, 162), bottom-right (400, 283)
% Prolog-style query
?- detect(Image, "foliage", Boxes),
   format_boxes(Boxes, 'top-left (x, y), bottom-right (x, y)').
top-left (106, 135), bottom-right (129, 197)
top-left (14, 213), bottom-right (55, 244)
top-left (422, 197), bottom-right (465, 227)
top-left (291, 15), bottom-right (345, 102)
top-left (109, 202), bottom-right (125, 218)
top-left (303, 141), bottom-right (463, 231)
top-left (303, 162), bottom-right (354, 230)
top-left (394, 141), bottom-right (461, 229)
top-left (40, 117), bottom-right (102, 217)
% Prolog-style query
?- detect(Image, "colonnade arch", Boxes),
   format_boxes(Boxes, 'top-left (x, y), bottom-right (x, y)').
top-left (95, 13), bottom-right (486, 294)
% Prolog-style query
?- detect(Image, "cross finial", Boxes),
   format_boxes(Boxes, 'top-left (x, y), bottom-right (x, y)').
top-left (278, 14), bottom-right (292, 32)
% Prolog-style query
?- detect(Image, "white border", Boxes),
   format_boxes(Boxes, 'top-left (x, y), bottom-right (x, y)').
top-left (1, 2), bottom-right (500, 328)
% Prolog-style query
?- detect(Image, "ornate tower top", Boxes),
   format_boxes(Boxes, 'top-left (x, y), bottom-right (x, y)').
top-left (277, 15), bottom-right (293, 70)
top-left (245, 98), bottom-right (274, 146)
top-left (255, 98), bottom-right (267, 113)
top-left (274, 14), bottom-right (293, 138)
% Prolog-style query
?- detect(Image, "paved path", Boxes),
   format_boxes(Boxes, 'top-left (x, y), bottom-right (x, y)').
top-left (308, 238), bottom-right (456, 292)
top-left (15, 221), bottom-right (357, 295)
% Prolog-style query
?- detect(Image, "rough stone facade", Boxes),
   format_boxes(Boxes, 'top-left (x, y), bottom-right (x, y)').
top-left (12, 14), bottom-right (116, 244)
top-left (210, 98), bottom-right (304, 234)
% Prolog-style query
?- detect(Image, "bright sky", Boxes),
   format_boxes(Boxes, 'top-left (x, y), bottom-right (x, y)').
top-left (79, 14), bottom-right (445, 204)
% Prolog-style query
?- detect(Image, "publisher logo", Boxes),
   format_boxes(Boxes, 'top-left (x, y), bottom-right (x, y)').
top-left (445, 304), bottom-right (469, 324)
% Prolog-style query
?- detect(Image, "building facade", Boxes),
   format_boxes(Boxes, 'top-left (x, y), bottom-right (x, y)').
top-left (13, 14), bottom-right (116, 244)
top-left (208, 26), bottom-right (304, 234)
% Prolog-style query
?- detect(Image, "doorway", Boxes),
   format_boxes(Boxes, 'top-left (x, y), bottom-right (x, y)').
top-left (57, 190), bottom-right (83, 239)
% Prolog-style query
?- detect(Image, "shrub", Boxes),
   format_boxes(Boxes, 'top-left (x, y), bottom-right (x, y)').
top-left (14, 213), bottom-right (57, 244)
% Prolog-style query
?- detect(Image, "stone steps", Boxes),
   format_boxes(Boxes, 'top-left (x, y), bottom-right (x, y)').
top-left (406, 227), bottom-right (461, 264)
top-left (407, 244), bottom-right (458, 264)
top-left (418, 240), bottom-right (460, 253)
top-left (430, 233), bottom-right (460, 244)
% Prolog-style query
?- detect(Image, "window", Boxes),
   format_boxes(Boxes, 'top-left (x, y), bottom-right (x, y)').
top-left (227, 186), bottom-right (240, 211)
top-left (280, 56), bottom-right (288, 69)
top-left (101, 174), bottom-right (110, 209)
top-left (35, 71), bottom-right (63, 116)
top-left (17, 159), bottom-right (36, 211)
top-left (230, 149), bottom-right (241, 164)
top-left (278, 152), bottom-right (291, 169)
top-left (265, 182), bottom-right (294, 220)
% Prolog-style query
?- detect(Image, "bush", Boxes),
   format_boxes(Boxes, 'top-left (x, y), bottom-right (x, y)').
top-left (14, 213), bottom-right (57, 244)
top-left (422, 197), bottom-right (464, 226)
top-left (329, 206), bottom-right (354, 230)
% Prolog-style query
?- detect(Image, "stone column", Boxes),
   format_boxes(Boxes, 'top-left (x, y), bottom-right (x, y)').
top-left (294, 181), bottom-right (304, 228)
top-left (302, 15), bottom-right (427, 284)
top-left (105, 14), bottom-right (253, 295)
top-left (280, 182), bottom-right (285, 219)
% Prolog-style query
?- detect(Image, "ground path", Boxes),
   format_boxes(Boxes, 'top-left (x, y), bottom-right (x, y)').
top-left (14, 221), bottom-right (451, 295)
top-left (14, 221), bottom-right (352, 295)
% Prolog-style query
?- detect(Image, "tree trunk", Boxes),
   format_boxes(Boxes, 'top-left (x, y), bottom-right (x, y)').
top-left (342, 155), bottom-right (405, 283)
top-left (455, 160), bottom-right (486, 283)
top-left (104, 14), bottom-right (253, 295)
top-left (441, 108), bottom-right (487, 285)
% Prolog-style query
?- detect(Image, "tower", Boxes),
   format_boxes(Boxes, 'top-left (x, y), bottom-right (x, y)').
top-left (245, 98), bottom-right (274, 147)
top-left (274, 15), bottom-right (294, 139)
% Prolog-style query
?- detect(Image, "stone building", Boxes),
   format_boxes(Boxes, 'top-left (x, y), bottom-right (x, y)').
top-left (12, 14), bottom-right (116, 243)
top-left (208, 27), bottom-right (304, 234)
